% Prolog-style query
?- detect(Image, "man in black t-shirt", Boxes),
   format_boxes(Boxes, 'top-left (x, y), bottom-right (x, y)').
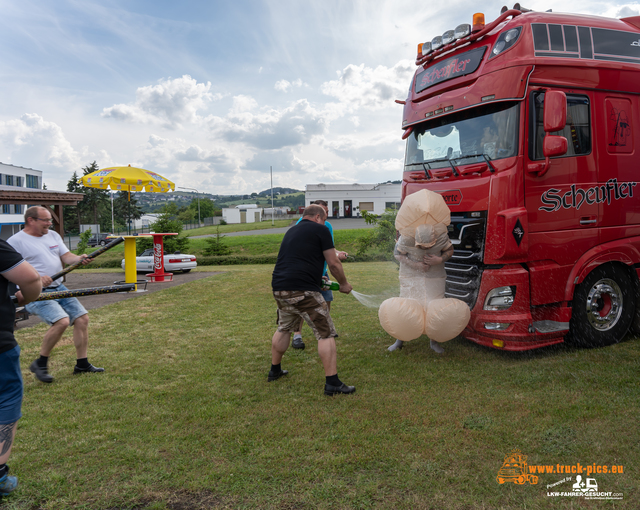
top-left (269, 204), bottom-right (355, 396)
top-left (0, 239), bottom-right (42, 496)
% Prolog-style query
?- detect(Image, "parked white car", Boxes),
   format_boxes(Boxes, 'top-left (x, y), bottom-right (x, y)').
top-left (121, 249), bottom-right (197, 273)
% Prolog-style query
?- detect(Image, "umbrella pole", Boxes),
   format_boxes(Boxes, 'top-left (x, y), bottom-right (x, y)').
top-left (128, 190), bottom-right (131, 235)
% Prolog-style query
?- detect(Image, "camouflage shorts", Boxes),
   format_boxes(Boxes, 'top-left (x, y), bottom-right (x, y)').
top-left (273, 290), bottom-right (338, 340)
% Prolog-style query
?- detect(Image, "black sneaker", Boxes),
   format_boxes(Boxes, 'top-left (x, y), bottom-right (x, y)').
top-left (30, 360), bottom-right (54, 383)
top-left (292, 337), bottom-right (305, 350)
top-left (324, 382), bottom-right (356, 396)
top-left (267, 369), bottom-right (288, 382)
top-left (73, 364), bottom-right (105, 374)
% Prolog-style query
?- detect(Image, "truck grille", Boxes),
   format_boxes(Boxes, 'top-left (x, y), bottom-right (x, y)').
top-left (444, 212), bottom-right (486, 308)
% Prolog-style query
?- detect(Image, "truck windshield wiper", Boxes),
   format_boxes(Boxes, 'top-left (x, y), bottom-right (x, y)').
top-left (420, 158), bottom-right (459, 178)
top-left (451, 153), bottom-right (496, 173)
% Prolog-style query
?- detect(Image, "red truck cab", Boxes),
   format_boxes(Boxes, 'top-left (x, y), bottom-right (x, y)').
top-left (401, 6), bottom-right (640, 350)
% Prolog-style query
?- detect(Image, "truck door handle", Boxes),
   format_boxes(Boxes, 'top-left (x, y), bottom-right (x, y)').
top-left (580, 217), bottom-right (597, 225)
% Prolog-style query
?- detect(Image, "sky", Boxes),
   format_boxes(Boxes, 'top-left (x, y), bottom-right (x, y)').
top-left (0, 0), bottom-right (638, 194)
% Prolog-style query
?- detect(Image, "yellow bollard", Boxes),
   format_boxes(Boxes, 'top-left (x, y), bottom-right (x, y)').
top-left (123, 237), bottom-right (139, 291)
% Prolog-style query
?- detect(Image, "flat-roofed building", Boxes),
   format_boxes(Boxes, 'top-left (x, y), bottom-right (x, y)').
top-left (305, 182), bottom-right (401, 218)
top-left (0, 163), bottom-right (43, 238)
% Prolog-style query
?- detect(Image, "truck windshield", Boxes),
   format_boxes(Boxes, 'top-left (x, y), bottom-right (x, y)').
top-left (405, 102), bottom-right (519, 170)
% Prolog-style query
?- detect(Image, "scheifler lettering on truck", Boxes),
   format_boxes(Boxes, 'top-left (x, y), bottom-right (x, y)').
top-left (539, 179), bottom-right (638, 212)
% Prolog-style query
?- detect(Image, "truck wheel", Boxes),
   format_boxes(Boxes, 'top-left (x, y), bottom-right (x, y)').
top-left (569, 264), bottom-right (636, 347)
top-left (100, 240), bottom-right (106, 246)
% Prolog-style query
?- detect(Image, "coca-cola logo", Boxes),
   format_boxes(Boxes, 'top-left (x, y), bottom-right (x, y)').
top-left (154, 244), bottom-right (163, 270)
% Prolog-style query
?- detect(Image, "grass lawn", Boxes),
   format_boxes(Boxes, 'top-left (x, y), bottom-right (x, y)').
top-left (84, 229), bottom-right (371, 267)
top-left (183, 220), bottom-right (294, 237)
top-left (8, 262), bottom-right (638, 509)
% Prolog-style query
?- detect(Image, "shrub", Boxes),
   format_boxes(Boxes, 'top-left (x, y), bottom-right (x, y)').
top-left (76, 229), bottom-right (92, 255)
top-left (203, 225), bottom-right (231, 256)
top-left (136, 212), bottom-right (190, 255)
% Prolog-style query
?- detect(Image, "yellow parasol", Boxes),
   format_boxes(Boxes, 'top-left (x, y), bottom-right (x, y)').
top-left (78, 164), bottom-right (175, 193)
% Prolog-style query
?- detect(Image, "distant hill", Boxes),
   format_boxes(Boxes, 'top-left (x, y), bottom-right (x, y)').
top-left (258, 187), bottom-right (301, 196)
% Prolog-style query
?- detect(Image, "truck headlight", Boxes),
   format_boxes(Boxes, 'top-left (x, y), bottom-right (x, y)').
top-left (484, 286), bottom-right (515, 311)
top-left (489, 27), bottom-right (522, 59)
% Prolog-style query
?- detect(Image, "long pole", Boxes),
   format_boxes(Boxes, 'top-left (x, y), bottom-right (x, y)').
top-left (270, 165), bottom-right (274, 226)
top-left (110, 190), bottom-right (115, 233)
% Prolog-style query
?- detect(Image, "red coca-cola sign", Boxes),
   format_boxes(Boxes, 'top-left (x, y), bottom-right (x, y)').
top-left (154, 243), bottom-right (163, 270)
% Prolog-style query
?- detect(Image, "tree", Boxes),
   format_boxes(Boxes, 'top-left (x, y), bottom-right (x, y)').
top-left (64, 171), bottom-right (82, 232)
top-left (355, 209), bottom-right (398, 259)
top-left (79, 162), bottom-right (110, 227)
top-left (136, 204), bottom-right (190, 254)
top-left (113, 191), bottom-right (143, 232)
top-left (188, 198), bottom-right (217, 219)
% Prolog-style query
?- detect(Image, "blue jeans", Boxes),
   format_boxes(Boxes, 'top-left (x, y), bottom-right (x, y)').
top-left (0, 346), bottom-right (22, 424)
top-left (25, 284), bottom-right (88, 326)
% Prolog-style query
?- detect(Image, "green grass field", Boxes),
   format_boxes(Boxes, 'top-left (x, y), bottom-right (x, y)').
top-left (8, 263), bottom-right (638, 509)
top-left (85, 228), bottom-right (371, 267)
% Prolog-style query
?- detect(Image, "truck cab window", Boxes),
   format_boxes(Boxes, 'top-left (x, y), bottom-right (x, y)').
top-left (530, 92), bottom-right (591, 160)
top-left (405, 102), bottom-right (519, 171)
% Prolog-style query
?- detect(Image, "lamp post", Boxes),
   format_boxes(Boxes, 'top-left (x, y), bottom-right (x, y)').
top-left (178, 186), bottom-right (201, 226)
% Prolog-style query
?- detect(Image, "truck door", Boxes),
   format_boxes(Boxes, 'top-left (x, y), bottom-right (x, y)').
top-left (595, 94), bottom-right (640, 228)
top-left (524, 89), bottom-right (599, 234)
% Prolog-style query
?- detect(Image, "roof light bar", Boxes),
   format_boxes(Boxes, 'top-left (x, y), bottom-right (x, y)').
top-left (431, 35), bottom-right (443, 51)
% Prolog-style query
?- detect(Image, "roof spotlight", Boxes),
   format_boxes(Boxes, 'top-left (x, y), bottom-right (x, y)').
top-left (455, 23), bottom-right (471, 39)
top-left (442, 30), bottom-right (455, 45)
top-left (431, 35), bottom-right (443, 50)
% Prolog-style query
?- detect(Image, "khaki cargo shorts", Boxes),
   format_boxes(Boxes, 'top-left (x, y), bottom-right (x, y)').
top-left (273, 290), bottom-right (338, 340)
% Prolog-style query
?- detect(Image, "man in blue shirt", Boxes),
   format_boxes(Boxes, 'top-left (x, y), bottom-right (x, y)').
top-left (292, 200), bottom-right (348, 350)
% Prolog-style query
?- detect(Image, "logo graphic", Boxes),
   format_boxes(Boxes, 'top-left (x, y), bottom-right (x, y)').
top-left (539, 178), bottom-right (638, 212)
top-left (496, 449), bottom-right (539, 485)
top-left (436, 189), bottom-right (462, 206)
top-left (572, 475), bottom-right (598, 492)
top-left (512, 218), bottom-right (524, 246)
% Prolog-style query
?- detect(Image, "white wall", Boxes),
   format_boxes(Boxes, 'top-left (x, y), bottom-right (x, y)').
top-left (305, 183), bottom-right (401, 217)
top-left (0, 163), bottom-right (43, 240)
top-left (223, 208), bottom-right (263, 224)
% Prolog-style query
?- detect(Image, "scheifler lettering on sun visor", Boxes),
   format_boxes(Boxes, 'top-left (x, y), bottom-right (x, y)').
top-left (415, 47), bottom-right (486, 94)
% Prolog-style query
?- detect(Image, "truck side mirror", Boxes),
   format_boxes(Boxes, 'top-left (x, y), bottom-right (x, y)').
top-left (543, 135), bottom-right (568, 158)
top-left (543, 91), bottom-right (567, 132)
top-left (531, 90), bottom-right (568, 177)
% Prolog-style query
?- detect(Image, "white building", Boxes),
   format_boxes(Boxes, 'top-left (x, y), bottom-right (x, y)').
top-left (222, 206), bottom-right (263, 224)
top-left (305, 183), bottom-right (401, 218)
top-left (0, 163), bottom-right (43, 238)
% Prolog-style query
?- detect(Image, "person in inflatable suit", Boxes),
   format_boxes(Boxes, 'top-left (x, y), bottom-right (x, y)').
top-left (388, 223), bottom-right (454, 354)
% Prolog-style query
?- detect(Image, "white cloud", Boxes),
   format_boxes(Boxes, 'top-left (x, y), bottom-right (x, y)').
top-left (213, 98), bottom-right (327, 150)
top-left (102, 75), bottom-right (216, 129)
top-left (0, 113), bottom-right (81, 170)
top-left (321, 60), bottom-right (414, 111)
top-left (274, 78), bottom-right (306, 92)
top-left (616, 5), bottom-right (640, 16)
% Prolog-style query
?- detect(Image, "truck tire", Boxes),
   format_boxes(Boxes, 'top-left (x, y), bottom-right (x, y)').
top-left (569, 264), bottom-right (636, 347)
top-left (100, 240), bottom-right (106, 246)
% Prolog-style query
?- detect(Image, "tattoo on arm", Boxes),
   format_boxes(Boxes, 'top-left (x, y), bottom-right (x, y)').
top-left (0, 422), bottom-right (16, 456)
